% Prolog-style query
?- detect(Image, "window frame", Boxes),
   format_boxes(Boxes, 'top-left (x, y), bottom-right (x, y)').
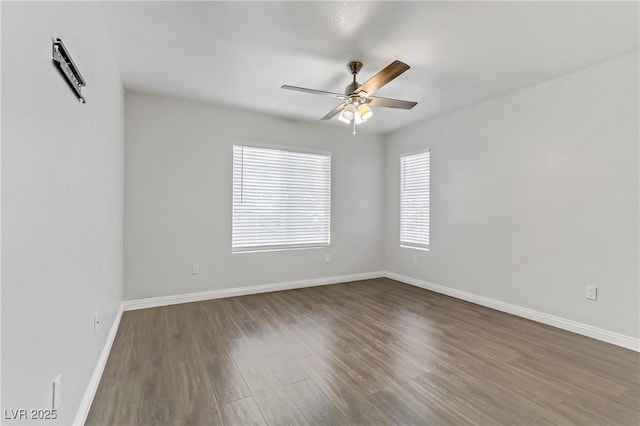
top-left (231, 142), bottom-right (332, 253)
top-left (399, 148), bottom-right (431, 251)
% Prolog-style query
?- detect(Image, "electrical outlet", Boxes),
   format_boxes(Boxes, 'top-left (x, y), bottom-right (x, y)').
top-left (324, 254), bottom-right (330, 264)
top-left (52, 374), bottom-right (61, 409)
top-left (192, 264), bottom-right (199, 275)
top-left (585, 285), bottom-right (597, 300)
top-left (93, 312), bottom-right (100, 335)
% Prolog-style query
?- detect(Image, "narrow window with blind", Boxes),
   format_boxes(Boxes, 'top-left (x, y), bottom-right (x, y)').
top-left (232, 144), bottom-right (331, 252)
top-left (400, 150), bottom-right (430, 250)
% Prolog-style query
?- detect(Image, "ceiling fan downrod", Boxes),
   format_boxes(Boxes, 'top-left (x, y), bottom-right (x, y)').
top-left (345, 61), bottom-right (363, 95)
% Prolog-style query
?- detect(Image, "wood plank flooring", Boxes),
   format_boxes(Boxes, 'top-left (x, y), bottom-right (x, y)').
top-left (87, 278), bottom-right (639, 425)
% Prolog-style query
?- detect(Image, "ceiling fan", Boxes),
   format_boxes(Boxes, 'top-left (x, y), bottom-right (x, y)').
top-left (282, 60), bottom-right (417, 135)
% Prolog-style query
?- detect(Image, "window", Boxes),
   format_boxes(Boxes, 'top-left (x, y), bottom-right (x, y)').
top-left (400, 150), bottom-right (430, 250)
top-left (232, 144), bottom-right (331, 252)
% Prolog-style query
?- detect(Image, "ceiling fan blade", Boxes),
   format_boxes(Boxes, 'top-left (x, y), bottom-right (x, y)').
top-left (367, 96), bottom-right (417, 109)
top-left (321, 103), bottom-right (346, 120)
top-left (354, 60), bottom-right (410, 96)
top-left (281, 85), bottom-right (347, 99)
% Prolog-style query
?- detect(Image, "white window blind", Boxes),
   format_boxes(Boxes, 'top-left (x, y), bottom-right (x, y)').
top-left (400, 150), bottom-right (430, 250)
top-left (232, 145), bottom-right (331, 252)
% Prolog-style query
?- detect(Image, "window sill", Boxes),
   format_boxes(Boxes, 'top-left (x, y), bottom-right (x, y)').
top-left (400, 244), bottom-right (430, 252)
top-left (233, 244), bottom-right (329, 254)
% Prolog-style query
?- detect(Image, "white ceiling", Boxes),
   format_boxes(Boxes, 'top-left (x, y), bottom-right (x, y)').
top-left (101, 1), bottom-right (639, 134)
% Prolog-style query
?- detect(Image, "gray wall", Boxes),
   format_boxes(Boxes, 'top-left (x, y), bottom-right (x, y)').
top-left (384, 53), bottom-right (639, 338)
top-left (1, 2), bottom-right (124, 425)
top-left (125, 53), bottom-right (639, 340)
top-left (124, 93), bottom-right (384, 300)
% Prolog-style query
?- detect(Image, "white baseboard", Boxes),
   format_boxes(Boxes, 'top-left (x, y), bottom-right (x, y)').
top-left (73, 305), bottom-right (123, 426)
top-left (384, 271), bottom-right (640, 352)
top-left (122, 271), bottom-right (386, 311)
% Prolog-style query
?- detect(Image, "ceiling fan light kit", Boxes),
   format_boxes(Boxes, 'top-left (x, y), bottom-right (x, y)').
top-left (342, 103), bottom-right (357, 121)
top-left (358, 104), bottom-right (373, 121)
top-left (282, 60), bottom-right (417, 136)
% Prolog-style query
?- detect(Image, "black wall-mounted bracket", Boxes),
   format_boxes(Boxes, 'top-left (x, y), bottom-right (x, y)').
top-left (52, 38), bottom-right (86, 103)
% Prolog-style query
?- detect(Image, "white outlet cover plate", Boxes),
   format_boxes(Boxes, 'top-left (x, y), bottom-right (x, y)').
top-left (53, 374), bottom-right (61, 409)
top-left (93, 312), bottom-right (99, 335)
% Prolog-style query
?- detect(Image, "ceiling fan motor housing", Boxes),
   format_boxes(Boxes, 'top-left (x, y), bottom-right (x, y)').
top-left (345, 82), bottom-right (361, 96)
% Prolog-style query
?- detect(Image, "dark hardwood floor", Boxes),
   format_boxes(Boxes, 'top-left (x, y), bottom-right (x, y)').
top-left (87, 278), bottom-right (639, 425)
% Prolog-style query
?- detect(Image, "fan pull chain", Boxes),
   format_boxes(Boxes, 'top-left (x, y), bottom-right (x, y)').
top-left (353, 118), bottom-right (357, 137)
